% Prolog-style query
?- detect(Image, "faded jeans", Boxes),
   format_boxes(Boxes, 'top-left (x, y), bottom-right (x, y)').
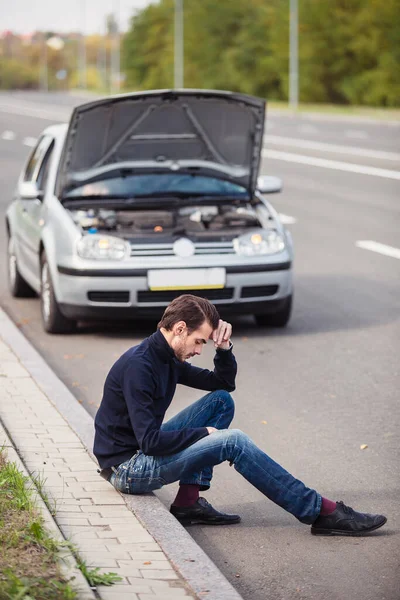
top-left (111, 390), bottom-right (321, 524)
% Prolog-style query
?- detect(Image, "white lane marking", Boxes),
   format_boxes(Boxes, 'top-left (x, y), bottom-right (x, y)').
top-left (345, 129), bottom-right (369, 140)
top-left (262, 149), bottom-right (400, 180)
top-left (0, 103), bottom-right (68, 122)
top-left (1, 130), bottom-right (16, 140)
top-left (356, 241), bottom-right (400, 260)
top-left (279, 213), bottom-right (297, 224)
top-left (22, 137), bottom-right (37, 147)
top-left (298, 124), bottom-right (318, 134)
top-left (265, 135), bottom-right (400, 162)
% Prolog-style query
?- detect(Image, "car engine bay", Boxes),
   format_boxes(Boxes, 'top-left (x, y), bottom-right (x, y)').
top-left (67, 202), bottom-right (275, 241)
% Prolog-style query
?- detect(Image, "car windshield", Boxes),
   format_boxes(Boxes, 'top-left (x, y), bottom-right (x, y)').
top-left (65, 174), bottom-right (248, 199)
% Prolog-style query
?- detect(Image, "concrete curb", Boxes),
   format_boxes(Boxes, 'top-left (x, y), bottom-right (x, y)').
top-left (0, 420), bottom-right (96, 600)
top-left (0, 307), bottom-right (243, 600)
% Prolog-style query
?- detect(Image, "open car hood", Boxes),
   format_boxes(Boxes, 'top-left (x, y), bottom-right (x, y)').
top-left (56, 89), bottom-right (266, 198)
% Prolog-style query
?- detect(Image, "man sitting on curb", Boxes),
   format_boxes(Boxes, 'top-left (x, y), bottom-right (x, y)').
top-left (93, 295), bottom-right (387, 535)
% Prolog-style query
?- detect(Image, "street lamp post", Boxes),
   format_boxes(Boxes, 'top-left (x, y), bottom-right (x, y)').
top-left (174, 0), bottom-right (184, 88)
top-left (41, 35), bottom-right (48, 92)
top-left (289, 0), bottom-right (298, 111)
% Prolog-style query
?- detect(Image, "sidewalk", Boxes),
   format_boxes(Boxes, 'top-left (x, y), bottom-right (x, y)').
top-left (0, 307), bottom-right (243, 600)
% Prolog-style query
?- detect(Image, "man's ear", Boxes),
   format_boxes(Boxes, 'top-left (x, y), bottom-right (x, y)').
top-left (173, 320), bottom-right (187, 335)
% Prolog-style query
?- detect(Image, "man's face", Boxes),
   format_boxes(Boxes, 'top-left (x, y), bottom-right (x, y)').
top-left (171, 320), bottom-right (213, 362)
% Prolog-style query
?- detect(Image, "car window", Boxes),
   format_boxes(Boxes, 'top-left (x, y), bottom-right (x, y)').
top-left (37, 141), bottom-right (55, 193)
top-left (24, 135), bottom-right (53, 182)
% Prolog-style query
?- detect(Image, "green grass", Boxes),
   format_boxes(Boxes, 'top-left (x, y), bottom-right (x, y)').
top-left (0, 448), bottom-right (77, 599)
top-left (0, 448), bottom-right (121, 599)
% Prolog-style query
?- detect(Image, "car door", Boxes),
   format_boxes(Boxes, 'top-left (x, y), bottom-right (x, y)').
top-left (16, 135), bottom-right (55, 285)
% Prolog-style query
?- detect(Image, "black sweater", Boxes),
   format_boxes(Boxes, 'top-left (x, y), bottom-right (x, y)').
top-left (94, 329), bottom-right (237, 468)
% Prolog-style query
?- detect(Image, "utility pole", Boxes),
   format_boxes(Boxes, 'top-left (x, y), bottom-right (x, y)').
top-left (174, 0), bottom-right (184, 88)
top-left (41, 34), bottom-right (48, 92)
top-left (110, 0), bottom-right (121, 94)
top-left (79, 0), bottom-right (87, 89)
top-left (289, 0), bottom-right (298, 111)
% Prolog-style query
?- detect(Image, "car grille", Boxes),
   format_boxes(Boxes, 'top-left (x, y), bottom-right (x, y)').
top-left (88, 291), bottom-right (130, 303)
top-left (130, 241), bottom-right (235, 257)
top-left (240, 285), bottom-right (279, 298)
top-left (137, 288), bottom-right (234, 303)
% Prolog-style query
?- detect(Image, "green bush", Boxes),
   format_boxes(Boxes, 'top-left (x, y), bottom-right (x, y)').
top-left (0, 58), bottom-right (40, 90)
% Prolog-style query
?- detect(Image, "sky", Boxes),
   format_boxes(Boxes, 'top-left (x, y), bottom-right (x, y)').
top-left (0, 0), bottom-right (155, 35)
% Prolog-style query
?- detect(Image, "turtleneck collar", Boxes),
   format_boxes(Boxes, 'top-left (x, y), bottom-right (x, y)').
top-left (149, 329), bottom-right (177, 363)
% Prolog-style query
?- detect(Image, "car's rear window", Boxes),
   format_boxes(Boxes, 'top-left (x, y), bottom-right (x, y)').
top-left (66, 174), bottom-right (248, 198)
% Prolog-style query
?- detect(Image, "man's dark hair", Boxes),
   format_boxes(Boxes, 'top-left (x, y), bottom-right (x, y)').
top-left (157, 294), bottom-right (220, 333)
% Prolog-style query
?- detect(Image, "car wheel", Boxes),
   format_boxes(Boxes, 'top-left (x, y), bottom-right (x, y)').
top-left (40, 252), bottom-right (77, 334)
top-left (255, 295), bottom-right (292, 328)
top-left (7, 235), bottom-right (36, 297)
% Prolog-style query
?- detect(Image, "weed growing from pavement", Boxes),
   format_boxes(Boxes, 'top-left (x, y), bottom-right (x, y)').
top-left (75, 558), bottom-right (122, 587)
top-left (31, 470), bottom-right (58, 517)
top-left (0, 447), bottom-right (121, 598)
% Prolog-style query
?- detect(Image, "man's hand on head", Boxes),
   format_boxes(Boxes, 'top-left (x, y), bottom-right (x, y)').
top-left (211, 319), bottom-right (232, 350)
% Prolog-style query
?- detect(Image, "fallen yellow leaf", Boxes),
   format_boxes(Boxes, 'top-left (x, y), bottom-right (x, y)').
top-left (261, 420), bottom-right (268, 425)
top-left (360, 444), bottom-right (368, 450)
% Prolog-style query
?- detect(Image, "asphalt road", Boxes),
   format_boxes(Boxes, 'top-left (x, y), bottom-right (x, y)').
top-left (1, 92), bottom-right (399, 600)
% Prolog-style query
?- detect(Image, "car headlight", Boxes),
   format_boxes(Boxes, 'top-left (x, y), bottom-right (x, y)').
top-left (233, 230), bottom-right (285, 256)
top-left (77, 234), bottom-right (129, 260)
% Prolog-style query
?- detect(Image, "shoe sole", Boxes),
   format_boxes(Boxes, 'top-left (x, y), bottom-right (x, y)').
top-left (311, 516), bottom-right (387, 536)
top-left (173, 516), bottom-right (241, 526)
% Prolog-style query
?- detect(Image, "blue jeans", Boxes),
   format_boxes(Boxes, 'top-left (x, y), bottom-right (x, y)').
top-left (111, 390), bottom-right (321, 524)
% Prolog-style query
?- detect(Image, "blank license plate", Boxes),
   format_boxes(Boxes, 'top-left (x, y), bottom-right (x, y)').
top-left (148, 268), bottom-right (226, 291)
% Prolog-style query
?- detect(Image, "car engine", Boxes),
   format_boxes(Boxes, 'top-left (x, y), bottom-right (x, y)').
top-left (67, 203), bottom-right (273, 242)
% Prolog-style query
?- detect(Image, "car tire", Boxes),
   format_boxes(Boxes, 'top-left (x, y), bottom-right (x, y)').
top-left (40, 252), bottom-right (77, 334)
top-left (7, 235), bottom-right (36, 298)
top-left (255, 295), bottom-right (292, 328)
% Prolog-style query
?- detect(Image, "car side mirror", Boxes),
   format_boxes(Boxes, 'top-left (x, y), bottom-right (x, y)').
top-left (19, 181), bottom-right (43, 200)
top-left (257, 176), bottom-right (283, 194)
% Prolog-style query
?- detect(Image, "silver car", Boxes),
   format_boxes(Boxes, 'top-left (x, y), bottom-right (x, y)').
top-left (6, 90), bottom-right (293, 334)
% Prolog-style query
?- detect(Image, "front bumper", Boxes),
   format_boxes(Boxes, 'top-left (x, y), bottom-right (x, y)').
top-left (56, 262), bottom-right (293, 321)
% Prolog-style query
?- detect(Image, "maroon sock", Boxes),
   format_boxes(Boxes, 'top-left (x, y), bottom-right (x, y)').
top-left (320, 497), bottom-right (337, 516)
top-left (172, 484), bottom-right (200, 507)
